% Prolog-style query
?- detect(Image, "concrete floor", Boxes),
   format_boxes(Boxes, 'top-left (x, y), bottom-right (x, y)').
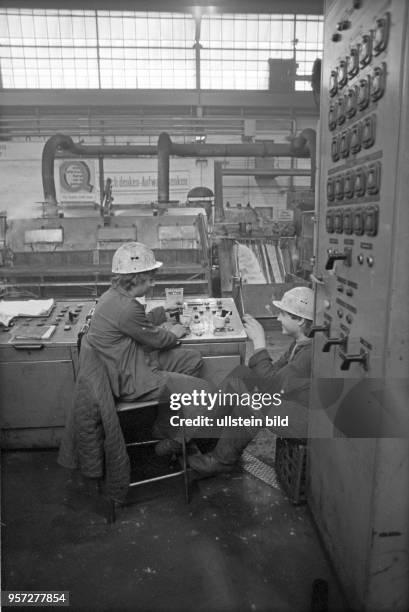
top-left (2, 446), bottom-right (348, 612)
top-left (1, 330), bottom-right (349, 612)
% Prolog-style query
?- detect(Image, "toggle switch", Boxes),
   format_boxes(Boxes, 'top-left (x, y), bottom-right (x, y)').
top-left (350, 123), bottom-right (362, 154)
top-left (307, 324), bottom-right (330, 338)
top-left (367, 162), bottom-right (381, 195)
top-left (325, 248), bottom-right (352, 270)
top-left (326, 211), bottom-right (335, 233)
top-left (354, 168), bottom-right (366, 197)
top-left (331, 135), bottom-right (340, 162)
top-left (340, 130), bottom-right (350, 158)
top-left (347, 47), bottom-right (359, 78)
top-left (343, 209), bottom-right (353, 234)
top-left (371, 63), bottom-right (386, 101)
top-left (337, 96), bottom-right (347, 125)
top-left (337, 59), bottom-right (348, 87)
top-left (327, 178), bottom-right (335, 201)
top-left (362, 115), bottom-right (376, 148)
top-left (334, 209), bottom-right (343, 233)
top-left (328, 104), bottom-right (337, 131)
top-left (357, 77), bottom-right (370, 110)
top-left (364, 205), bottom-right (379, 236)
top-left (344, 171), bottom-right (355, 199)
top-left (359, 34), bottom-right (372, 67)
top-left (334, 175), bottom-right (344, 200)
top-left (339, 350), bottom-right (368, 371)
top-left (329, 70), bottom-right (338, 96)
top-left (373, 13), bottom-right (390, 55)
top-left (353, 209), bottom-right (365, 236)
top-left (322, 335), bottom-right (348, 352)
top-left (345, 86), bottom-right (358, 119)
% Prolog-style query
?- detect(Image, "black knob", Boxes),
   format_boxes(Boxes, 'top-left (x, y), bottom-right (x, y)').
top-left (308, 324), bottom-right (330, 339)
top-left (339, 350), bottom-right (368, 371)
top-left (332, 32), bottom-right (342, 42)
top-left (322, 336), bottom-right (347, 352)
top-left (325, 250), bottom-right (351, 270)
top-left (337, 20), bottom-right (351, 31)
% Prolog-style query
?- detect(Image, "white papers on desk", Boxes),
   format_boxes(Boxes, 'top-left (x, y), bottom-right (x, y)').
top-left (0, 299), bottom-right (55, 327)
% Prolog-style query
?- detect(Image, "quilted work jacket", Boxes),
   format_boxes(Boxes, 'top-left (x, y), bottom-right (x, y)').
top-left (87, 286), bottom-right (179, 400)
top-left (58, 336), bottom-right (130, 503)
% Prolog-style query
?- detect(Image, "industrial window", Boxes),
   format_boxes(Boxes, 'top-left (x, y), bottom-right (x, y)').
top-left (0, 9), bottom-right (322, 90)
top-left (201, 13), bottom-right (323, 90)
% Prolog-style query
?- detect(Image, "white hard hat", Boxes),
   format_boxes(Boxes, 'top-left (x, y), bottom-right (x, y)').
top-left (112, 242), bottom-right (163, 274)
top-left (272, 286), bottom-right (314, 320)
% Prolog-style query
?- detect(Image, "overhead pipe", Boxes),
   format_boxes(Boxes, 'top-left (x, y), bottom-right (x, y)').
top-left (42, 134), bottom-right (156, 211)
top-left (42, 131), bottom-right (314, 214)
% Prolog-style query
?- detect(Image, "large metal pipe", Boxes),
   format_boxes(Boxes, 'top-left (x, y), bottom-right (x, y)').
top-left (42, 133), bottom-right (156, 210)
top-left (157, 132), bottom-right (172, 204)
top-left (42, 131), bottom-right (314, 212)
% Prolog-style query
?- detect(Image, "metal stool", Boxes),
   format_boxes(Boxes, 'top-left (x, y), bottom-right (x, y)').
top-left (105, 398), bottom-right (189, 523)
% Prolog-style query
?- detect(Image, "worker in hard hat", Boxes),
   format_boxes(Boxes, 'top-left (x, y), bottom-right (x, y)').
top-left (87, 241), bottom-right (212, 455)
top-left (188, 286), bottom-right (314, 476)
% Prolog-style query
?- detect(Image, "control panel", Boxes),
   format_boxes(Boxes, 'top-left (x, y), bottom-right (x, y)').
top-left (147, 297), bottom-right (247, 343)
top-left (0, 300), bottom-right (96, 449)
top-left (309, 2), bottom-right (409, 611)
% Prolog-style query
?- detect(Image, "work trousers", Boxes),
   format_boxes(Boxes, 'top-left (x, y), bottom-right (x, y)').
top-left (134, 346), bottom-right (216, 443)
top-left (211, 365), bottom-right (309, 465)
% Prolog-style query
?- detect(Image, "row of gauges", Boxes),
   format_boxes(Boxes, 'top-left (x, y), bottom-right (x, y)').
top-left (331, 115), bottom-right (376, 161)
top-left (329, 65), bottom-right (385, 131)
top-left (326, 205), bottom-right (378, 236)
top-left (327, 162), bottom-right (381, 202)
top-left (329, 12), bottom-right (389, 96)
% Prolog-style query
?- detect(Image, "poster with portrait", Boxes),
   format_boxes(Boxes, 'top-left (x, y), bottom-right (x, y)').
top-left (57, 159), bottom-right (96, 203)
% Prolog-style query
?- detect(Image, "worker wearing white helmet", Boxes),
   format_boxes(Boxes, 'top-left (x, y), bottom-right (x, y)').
top-left (87, 241), bottom-right (214, 456)
top-left (188, 286), bottom-right (315, 477)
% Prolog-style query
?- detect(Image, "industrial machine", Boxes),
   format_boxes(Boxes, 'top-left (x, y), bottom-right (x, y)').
top-left (0, 296), bottom-right (246, 449)
top-left (309, 1), bottom-right (409, 610)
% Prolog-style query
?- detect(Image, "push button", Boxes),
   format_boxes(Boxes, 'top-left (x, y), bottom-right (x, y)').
top-left (357, 253), bottom-right (364, 264)
top-left (340, 130), bottom-right (350, 158)
top-left (350, 123), bottom-right (362, 154)
top-left (327, 178), bottom-right (335, 202)
top-left (326, 211), bottom-right (335, 233)
top-left (344, 171), bottom-right (355, 199)
top-left (331, 135), bottom-right (340, 162)
top-left (334, 176), bottom-right (344, 201)
top-left (343, 209), bottom-right (353, 234)
top-left (334, 210), bottom-right (343, 233)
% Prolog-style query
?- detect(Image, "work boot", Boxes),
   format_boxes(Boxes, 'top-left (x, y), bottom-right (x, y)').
top-left (154, 439), bottom-right (183, 457)
top-left (188, 452), bottom-right (235, 477)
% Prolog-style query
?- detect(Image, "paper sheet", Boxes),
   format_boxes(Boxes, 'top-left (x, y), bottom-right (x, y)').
top-left (0, 299), bottom-right (55, 327)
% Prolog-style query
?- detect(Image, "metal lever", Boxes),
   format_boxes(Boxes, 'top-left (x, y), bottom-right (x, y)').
top-left (339, 351), bottom-right (369, 371)
top-left (308, 324), bottom-right (330, 339)
top-left (322, 336), bottom-right (347, 352)
top-left (325, 249), bottom-right (351, 270)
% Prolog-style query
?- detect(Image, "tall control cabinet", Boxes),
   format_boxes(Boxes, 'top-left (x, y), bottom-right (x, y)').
top-left (309, 1), bottom-right (409, 610)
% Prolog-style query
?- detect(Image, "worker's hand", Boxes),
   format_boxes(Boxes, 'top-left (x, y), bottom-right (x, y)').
top-left (160, 321), bottom-right (176, 331)
top-left (170, 323), bottom-right (187, 339)
top-left (242, 314), bottom-right (266, 350)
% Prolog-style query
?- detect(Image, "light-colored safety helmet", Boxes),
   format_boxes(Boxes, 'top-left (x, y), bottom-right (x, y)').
top-left (272, 286), bottom-right (314, 321)
top-left (112, 242), bottom-right (163, 274)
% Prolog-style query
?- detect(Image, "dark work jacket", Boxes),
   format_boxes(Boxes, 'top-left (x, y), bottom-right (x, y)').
top-left (247, 339), bottom-right (312, 409)
top-left (87, 286), bottom-right (179, 399)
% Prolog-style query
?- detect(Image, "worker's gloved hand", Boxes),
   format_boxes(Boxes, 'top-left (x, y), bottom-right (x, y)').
top-left (170, 323), bottom-right (187, 339)
top-left (242, 314), bottom-right (266, 350)
top-left (160, 321), bottom-right (176, 331)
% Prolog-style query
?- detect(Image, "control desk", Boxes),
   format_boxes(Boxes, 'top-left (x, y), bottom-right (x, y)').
top-left (0, 297), bottom-right (246, 449)
top-left (0, 300), bottom-right (95, 449)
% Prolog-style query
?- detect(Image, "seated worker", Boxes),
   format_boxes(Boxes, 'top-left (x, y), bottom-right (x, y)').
top-left (188, 286), bottom-right (314, 476)
top-left (86, 241), bottom-right (213, 455)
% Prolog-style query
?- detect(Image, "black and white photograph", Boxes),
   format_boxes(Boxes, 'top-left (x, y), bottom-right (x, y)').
top-left (0, 1), bottom-right (408, 610)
